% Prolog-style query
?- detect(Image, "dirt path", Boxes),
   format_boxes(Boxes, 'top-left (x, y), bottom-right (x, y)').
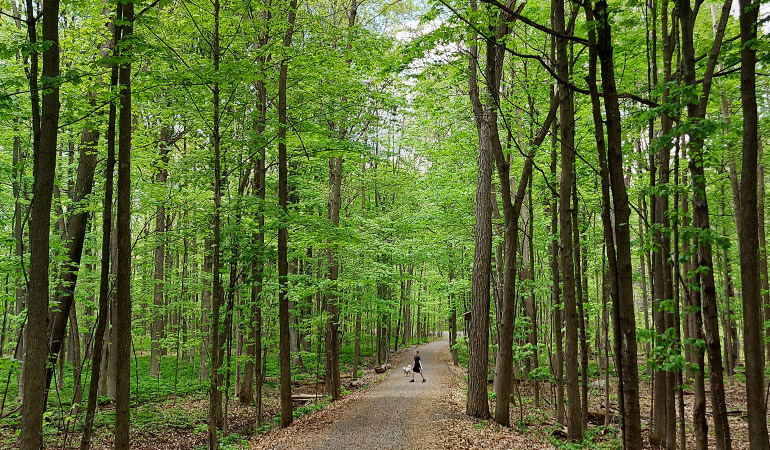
top-left (253, 337), bottom-right (554, 450)
top-left (304, 339), bottom-right (449, 450)
top-left (254, 338), bottom-right (454, 450)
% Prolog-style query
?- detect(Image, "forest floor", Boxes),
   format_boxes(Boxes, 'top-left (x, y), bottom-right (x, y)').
top-left (252, 338), bottom-right (556, 450)
top-left (0, 339), bottom-right (760, 449)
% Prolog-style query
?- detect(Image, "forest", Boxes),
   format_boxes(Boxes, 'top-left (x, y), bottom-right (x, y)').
top-left (0, 0), bottom-right (769, 447)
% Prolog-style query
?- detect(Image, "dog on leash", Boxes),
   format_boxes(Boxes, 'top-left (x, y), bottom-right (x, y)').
top-left (403, 364), bottom-right (412, 376)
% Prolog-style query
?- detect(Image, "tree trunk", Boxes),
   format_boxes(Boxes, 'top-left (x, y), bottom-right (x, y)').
top-left (679, 0), bottom-right (734, 446)
top-left (737, 0), bottom-right (770, 446)
top-left (240, 55), bottom-right (268, 404)
top-left (573, 178), bottom-right (589, 430)
top-left (209, 0), bottom-right (225, 443)
top-left (200, 240), bottom-right (212, 382)
top-left (277, 0), bottom-right (298, 429)
top-left (758, 145), bottom-right (770, 364)
top-left (69, 307), bottom-right (83, 411)
top-left (651, 2), bottom-right (676, 444)
top-left (550, 103), bottom-right (564, 427)
top-left (19, 0), bottom-right (59, 443)
top-left (553, 0), bottom-right (581, 437)
top-left (325, 153), bottom-right (343, 400)
top-left (151, 135), bottom-right (171, 377)
top-left (80, 28), bottom-right (119, 445)
top-left (114, 2), bottom-right (133, 445)
top-left (687, 249), bottom-right (709, 450)
top-left (591, 2), bottom-right (643, 448)
top-left (465, 0), bottom-right (492, 420)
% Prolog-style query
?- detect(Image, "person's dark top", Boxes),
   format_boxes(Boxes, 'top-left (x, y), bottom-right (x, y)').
top-left (413, 355), bottom-right (421, 372)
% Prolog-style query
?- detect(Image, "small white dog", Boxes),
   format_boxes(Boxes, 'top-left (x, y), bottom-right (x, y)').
top-left (403, 364), bottom-right (412, 376)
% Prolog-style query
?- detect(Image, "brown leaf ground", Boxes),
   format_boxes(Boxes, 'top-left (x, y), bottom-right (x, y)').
top-left (1, 342), bottom-right (759, 449)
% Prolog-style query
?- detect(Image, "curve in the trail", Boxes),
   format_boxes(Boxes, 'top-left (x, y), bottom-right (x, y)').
top-left (303, 338), bottom-right (451, 450)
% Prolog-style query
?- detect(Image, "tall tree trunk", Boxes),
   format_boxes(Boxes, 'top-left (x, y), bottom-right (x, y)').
top-left (465, 0), bottom-right (492, 420)
top-left (737, 0), bottom-right (770, 446)
top-left (46, 118), bottom-right (99, 396)
top-left (277, 0), bottom-right (298, 429)
top-left (325, 153), bottom-right (343, 400)
top-left (651, 1), bottom-right (676, 443)
top-left (69, 307), bottom-right (83, 412)
top-left (553, 0), bottom-right (581, 438)
top-left (19, 0), bottom-right (59, 442)
top-left (151, 136), bottom-right (171, 377)
top-left (209, 0), bottom-right (225, 443)
top-left (114, 1), bottom-right (133, 445)
top-left (240, 45), bottom-right (268, 404)
top-left (527, 177), bottom-right (539, 407)
top-left (80, 38), bottom-right (118, 446)
top-left (679, 1), bottom-right (734, 446)
top-left (353, 160), bottom-right (365, 378)
top-left (448, 254), bottom-right (459, 366)
top-left (591, 2), bottom-right (643, 448)
top-left (550, 99), bottom-right (564, 426)
top-left (688, 249), bottom-right (709, 450)
top-left (572, 178), bottom-right (589, 430)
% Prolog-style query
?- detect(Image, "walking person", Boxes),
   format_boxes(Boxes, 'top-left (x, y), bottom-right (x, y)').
top-left (410, 350), bottom-right (425, 382)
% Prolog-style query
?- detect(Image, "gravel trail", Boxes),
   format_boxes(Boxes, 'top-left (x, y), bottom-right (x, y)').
top-left (305, 338), bottom-right (450, 450)
top-left (257, 337), bottom-right (452, 450)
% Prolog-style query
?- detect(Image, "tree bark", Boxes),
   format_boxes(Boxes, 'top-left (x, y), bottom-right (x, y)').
top-left (151, 134), bottom-right (172, 377)
top-left (240, 40), bottom-right (269, 404)
top-left (19, 0), bottom-right (59, 443)
top-left (572, 177), bottom-right (589, 430)
top-left (758, 144), bottom-right (770, 365)
top-left (114, 1), bottom-right (133, 445)
top-left (679, 1), bottom-right (734, 447)
top-left (591, 2), bottom-right (643, 448)
top-left (200, 240), bottom-right (212, 382)
top-left (325, 153), bottom-right (343, 400)
top-left (465, 0), bottom-right (492, 420)
top-left (79, 44), bottom-right (117, 444)
top-left (737, 0), bottom-right (770, 446)
top-left (550, 96), bottom-right (564, 427)
top-left (553, 0), bottom-right (581, 438)
top-left (278, 0), bottom-right (299, 429)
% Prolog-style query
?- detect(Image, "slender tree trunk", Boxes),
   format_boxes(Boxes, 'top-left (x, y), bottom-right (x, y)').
top-left (572, 178), bottom-right (589, 430)
top-left (114, 1), bottom-right (133, 445)
top-left (591, 3), bottom-right (643, 448)
top-left (651, 2), bottom-right (675, 443)
top-left (79, 49), bottom-right (117, 444)
top-left (354, 160), bottom-right (365, 378)
top-left (277, 0), bottom-right (298, 428)
top-left (737, 0), bottom-right (770, 446)
top-left (200, 240), bottom-right (212, 382)
top-left (758, 145), bottom-right (770, 364)
top-left (553, 0), bottom-right (581, 437)
top-left (19, 0), bottom-right (59, 442)
top-left (240, 54), bottom-right (268, 404)
top-left (326, 153), bottom-right (343, 400)
top-left (680, 1), bottom-right (734, 446)
top-left (550, 102), bottom-right (564, 427)
top-left (151, 137), bottom-right (171, 377)
top-left (209, 0), bottom-right (225, 444)
top-left (69, 307), bottom-right (83, 411)
top-left (688, 249), bottom-right (709, 450)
